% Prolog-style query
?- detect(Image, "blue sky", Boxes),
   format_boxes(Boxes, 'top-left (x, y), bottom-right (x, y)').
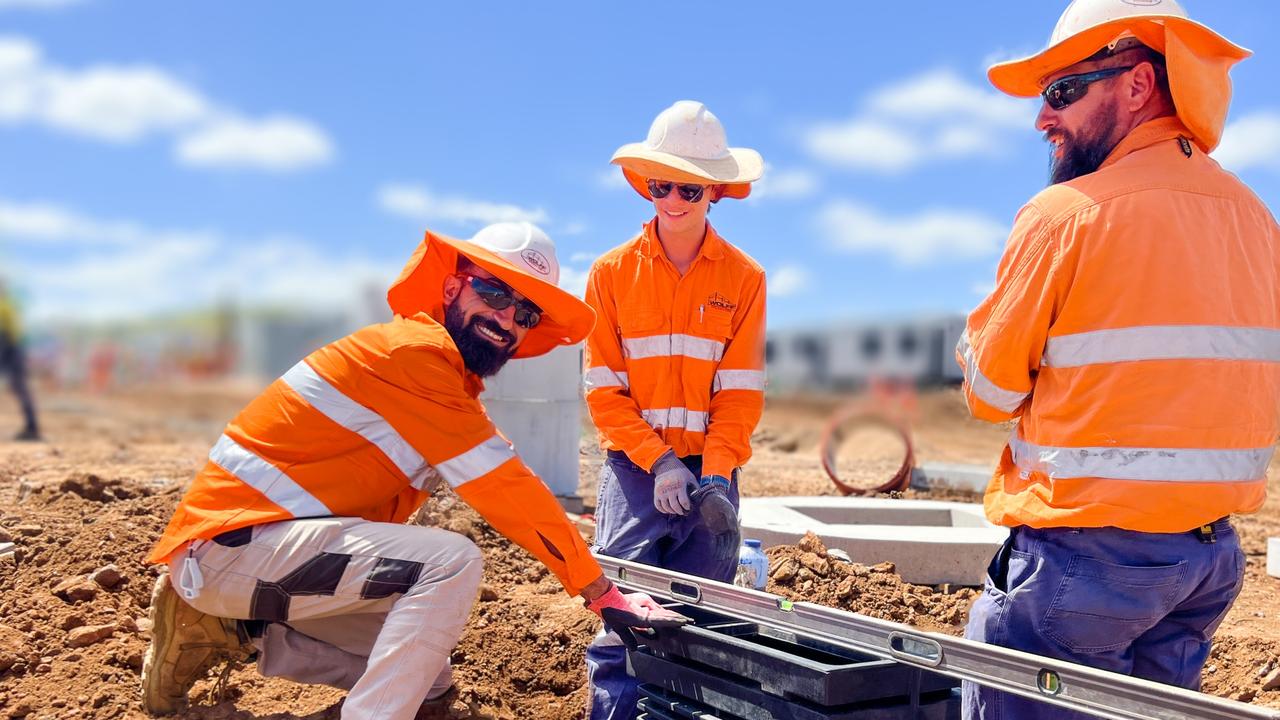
top-left (1, 0), bottom-right (1277, 329)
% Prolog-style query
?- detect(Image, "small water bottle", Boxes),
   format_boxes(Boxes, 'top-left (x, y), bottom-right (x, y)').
top-left (734, 539), bottom-right (768, 591)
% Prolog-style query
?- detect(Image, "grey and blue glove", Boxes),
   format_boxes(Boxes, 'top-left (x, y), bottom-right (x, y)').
top-left (691, 475), bottom-right (740, 563)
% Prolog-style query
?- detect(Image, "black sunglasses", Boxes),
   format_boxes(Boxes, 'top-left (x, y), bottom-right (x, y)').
top-left (1042, 66), bottom-right (1134, 111)
top-left (646, 179), bottom-right (707, 203)
top-left (460, 274), bottom-right (543, 329)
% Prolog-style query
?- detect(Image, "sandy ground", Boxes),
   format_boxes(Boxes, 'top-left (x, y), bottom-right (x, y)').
top-left (0, 384), bottom-right (1277, 719)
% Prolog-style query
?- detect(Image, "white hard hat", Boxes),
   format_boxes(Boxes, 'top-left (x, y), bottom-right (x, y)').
top-left (988, 0), bottom-right (1250, 152)
top-left (468, 222), bottom-right (560, 286)
top-left (611, 100), bottom-right (763, 201)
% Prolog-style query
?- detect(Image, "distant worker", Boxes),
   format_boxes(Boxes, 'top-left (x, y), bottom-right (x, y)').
top-left (0, 277), bottom-right (40, 442)
top-left (583, 100), bottom-right (768, 719)
top-left (140, 223), bottom-right (687, 719)
top-left (960, 1), bottom-right (1280, 717)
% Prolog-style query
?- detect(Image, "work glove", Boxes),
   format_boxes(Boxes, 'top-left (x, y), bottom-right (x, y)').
top-left (585, 583), bottom-right (691, 650)
top-left (691, 476), bottom-right (740, 563)
top-left (652, 450), bottom-right (697, 516)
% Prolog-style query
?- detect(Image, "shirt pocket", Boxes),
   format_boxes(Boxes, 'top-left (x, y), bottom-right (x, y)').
top-left (1039, 555), bottom-right (1187, 653)
top-left (700, 306), bottom-right (734, 341)
top-left (619, 307), bottom-right (664, 336)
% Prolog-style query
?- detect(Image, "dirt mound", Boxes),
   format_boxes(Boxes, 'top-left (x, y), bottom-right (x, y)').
top-left (764, 531), bottom-right (977, 633)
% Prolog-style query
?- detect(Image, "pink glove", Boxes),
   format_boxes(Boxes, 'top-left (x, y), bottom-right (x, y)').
top-left (585, 584), bottom-right (690, 649)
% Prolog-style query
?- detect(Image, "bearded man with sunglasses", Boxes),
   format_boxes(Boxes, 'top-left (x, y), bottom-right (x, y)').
top-left (582, 100), bottom-right (768, 720)
top-left (139, 222), bottom-right (688, 719)
top-left (959, 1), bottom-right (1280, 717)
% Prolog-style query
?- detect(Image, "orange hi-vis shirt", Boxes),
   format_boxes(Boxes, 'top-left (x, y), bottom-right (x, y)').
top-left (960, 117), bottom-right (1280, 533)
top-left (584, 220), bottom-right (767, 481)
top-left (149, 313), bottom-right (602, 596)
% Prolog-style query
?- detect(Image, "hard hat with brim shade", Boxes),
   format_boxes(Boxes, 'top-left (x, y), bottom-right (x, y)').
top-left (386, 224), bottom-right (596, 360)
top-left (988, 0), bottom-right (1250, 153)
top-left (612, 100), bottom-right (763, 201)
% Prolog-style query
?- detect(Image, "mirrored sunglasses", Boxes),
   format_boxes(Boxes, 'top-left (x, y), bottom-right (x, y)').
top-left (461, 274), bottom-right (543, 329)
top-left (646, 179), bottom-right (707, 203)
top-left (1042, 66), bottom-right (1134, 111)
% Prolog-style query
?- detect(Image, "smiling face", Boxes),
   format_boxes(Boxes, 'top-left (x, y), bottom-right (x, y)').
top-left (1034, 44), bottom-right (1172, 185)
top-left (649, 178), bottom-right (717, 238)
top-left (442, 261), bottom-right (532, 376)
top-left (1037, 60), bottom-right (1130, 184)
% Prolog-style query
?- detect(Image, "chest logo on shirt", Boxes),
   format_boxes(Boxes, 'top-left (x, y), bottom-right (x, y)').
top-left (706, 292), bottom-right (737, 312)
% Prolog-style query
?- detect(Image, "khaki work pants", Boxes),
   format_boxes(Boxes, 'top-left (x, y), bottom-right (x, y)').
top-left (170, 516), bottom-right (483, 720)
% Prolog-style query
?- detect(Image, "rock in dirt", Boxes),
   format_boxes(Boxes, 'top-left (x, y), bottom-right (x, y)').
top-left (798, 552), bottom-right (831, 577)
top-left (796, 531), bottom-right (828, 556)
top-left (11, 525), bottom-right (42, 537)
top-left (1262, 666), bottom-right (1280, 691)
top-left (52, 578), bottom-right (98, 603)
top-left (0, 624), bottom-right (30, 673)
top-left (66, 623), bottom-right (115, 648)
top-left (478, 585), bottom-right (499, 602)
top-left (90, 564), bottom-right (124, 589)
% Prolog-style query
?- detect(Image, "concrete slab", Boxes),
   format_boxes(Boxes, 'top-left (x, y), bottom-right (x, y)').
top-left (739, 496), bottom-right (1007, 586)
top-left (910, 462), bottom-right (992, 493)
top-left (1269, 538), bottom-right (1280, 579)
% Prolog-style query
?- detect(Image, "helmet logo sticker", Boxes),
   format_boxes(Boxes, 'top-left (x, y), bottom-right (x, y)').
top-left (521, 249), bottom-right (551, 275)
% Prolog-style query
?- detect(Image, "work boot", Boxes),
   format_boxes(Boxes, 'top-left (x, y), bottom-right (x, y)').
top-left (140, 573), bottom-right (253, 715)
top-left (13, 427), bottom-right (40, 442)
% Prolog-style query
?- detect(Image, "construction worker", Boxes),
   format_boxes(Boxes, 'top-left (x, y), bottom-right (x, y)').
top-left (139, 222), bottom-right (688, 719)
top-left (0, 277), bottom-right (40, 442)
top-left (960, 1), bottom-right (1280, 717)
top-left (583, 100), bottom-right (768, 719)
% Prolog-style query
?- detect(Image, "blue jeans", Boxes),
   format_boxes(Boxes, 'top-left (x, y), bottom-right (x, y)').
top-left (585, 451), bottom-right (740, 720)
top-left (962, 519), bottom-right (1245, 720)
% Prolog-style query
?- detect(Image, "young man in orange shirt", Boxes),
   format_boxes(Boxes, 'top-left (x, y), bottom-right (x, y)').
top-left (583, 101), bottom-right (768, 720)
top-left (139, 222), bottom-right (685, 720)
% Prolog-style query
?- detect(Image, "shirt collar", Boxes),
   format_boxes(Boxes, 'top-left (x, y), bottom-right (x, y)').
top-left (1099, 116), bottom-right (1194, 172)
top-left (640, 218), bottom-right (726, 262)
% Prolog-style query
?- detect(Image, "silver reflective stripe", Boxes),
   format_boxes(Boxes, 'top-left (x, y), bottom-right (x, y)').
top-left (641, 407), bottom-right (709, 433)
top-left (436, 434), bottom-right (517, 488)
top-left (623, 334), bottom-right (725, 362)
top-left (714, 369), bottom-right (766, 392)
top-left (957, 333), bottom-right (1029, 413)
top-left (584, 366), bottom-right (629, 391)
top-left (1043, 325), bottom-right (1280, 368)
top-left (1010, 434), bottom-right (1275, 483)
top-left (281, 361), bottom-right (435, 489)
top-left (209, 434), bottom-right (332, 517)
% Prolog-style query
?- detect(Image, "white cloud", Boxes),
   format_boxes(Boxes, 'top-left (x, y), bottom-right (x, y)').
top-left (559, 221), bottom-right (589, 236)
top-left (557, 264), bottom-right (590, 298)
top-left (597, 168), bottom-right (628, 190)
top-left (0, 36), bottom-right (333, 171)
top-left (569, 251), bottom-right (598, 264)
top-left (804, 68), bottom-right (1036, 173)
top-left (42, 65), bottom-right (207, 141)
top-left (768, 265), bottom-right (811, 298)
top-left (867, 69), bottom-right (1028, 128)
top-left (176, 115), bottom-right (333, 170)
top-left (806, 120), bottom-right (924, 173)
top-left (750, 164), bottom-right (820, 201)
top-left (1213, 112), bottom-right (1280, 173)
top-left (817, 200), bottom-right (1007, 265)
top-left (6, 197), bottom-right (399, 321)
top-left (376, 183), bottom-right (549, 227)
top-left (0, 197), bottom-right (216, 248)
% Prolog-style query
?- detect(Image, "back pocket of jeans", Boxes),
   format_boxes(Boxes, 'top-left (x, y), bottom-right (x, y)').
top-left (1041, 555), bottom-right (1187, 653)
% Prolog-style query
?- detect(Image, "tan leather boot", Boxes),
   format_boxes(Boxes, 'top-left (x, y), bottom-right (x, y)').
top-left (140, 573), bottom-right (252, 715)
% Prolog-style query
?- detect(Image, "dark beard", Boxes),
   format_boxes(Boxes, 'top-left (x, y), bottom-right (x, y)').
top-left (444, 303), bottom-right (517, 377)
top-left (1048, 99), bottom-right (1120, 184)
